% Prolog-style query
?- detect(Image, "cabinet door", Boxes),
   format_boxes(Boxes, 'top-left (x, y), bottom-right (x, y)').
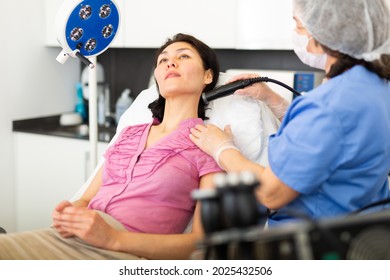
top-left (110, 0), bottom-right (126, 47)
top-left (45, 0), bottom-right (125, 47)
top-left (123, 0), bottom-right (237, 48)
top-left (45, 0), bottom-right (63, 46)
top-left (235, 0), bottom-right (295, 49)
top-left (14, 133), bottom-right (108, 231)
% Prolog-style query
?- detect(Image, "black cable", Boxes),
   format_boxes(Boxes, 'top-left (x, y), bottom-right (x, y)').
top-left (349, 198), bottom-right (390, 215)
top-left (264, 77), bottom-right (302, 99)
top-left (268, 209), bottom-right (313, 224)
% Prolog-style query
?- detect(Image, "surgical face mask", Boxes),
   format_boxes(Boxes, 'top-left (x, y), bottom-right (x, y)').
top-left (292, 31), bottom-right (327, 70)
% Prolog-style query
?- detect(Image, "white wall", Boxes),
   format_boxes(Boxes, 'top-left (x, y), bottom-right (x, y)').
top-left (0, 0), bottom-right (80, 232)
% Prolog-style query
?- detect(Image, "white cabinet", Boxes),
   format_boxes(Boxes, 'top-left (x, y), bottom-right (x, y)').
top-left (235, 0), bottom-right (295, 50)
top-left (14, 133), bottom-right (108, 231)
top-left (45, 0), bottom-right (125, 47)
top-left (123, 0), bottom-right (237, 49)
top-left (45, 0), bottom-right (63, 46)
top-left (123, 0), bottom-right (294, 49)
top-left (111, 0), bottom-right (126, 47)
top-left (45, 0), bottom-right (293, 50)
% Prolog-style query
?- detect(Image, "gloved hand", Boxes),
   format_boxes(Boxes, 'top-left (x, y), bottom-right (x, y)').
top-left (226, 73), bottom-right (289, 120)
top-left (190, 124), bottom-right (239, 168)
top-left (226, 73), bottom-right (274, 101)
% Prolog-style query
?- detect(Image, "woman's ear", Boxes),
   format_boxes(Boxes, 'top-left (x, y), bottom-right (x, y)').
top-left (204, 69), bottom-right (213, 85)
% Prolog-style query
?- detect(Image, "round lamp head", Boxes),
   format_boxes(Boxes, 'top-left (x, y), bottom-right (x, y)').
top-left (56, 0), bottom-right (120, 57)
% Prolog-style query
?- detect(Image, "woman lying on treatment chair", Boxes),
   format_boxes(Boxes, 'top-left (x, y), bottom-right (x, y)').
top-left (0, 33), bottom-right (224, 260)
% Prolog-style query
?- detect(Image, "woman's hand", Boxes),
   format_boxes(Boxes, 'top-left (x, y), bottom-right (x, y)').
top-left (52, 202), bottom-right (117, 249)
top-left (190, 124), bottom-right (239, 166)
top-left (52, 201), bottom-right (74, 237)
top-left (227, 73), bottom-right (289, 120)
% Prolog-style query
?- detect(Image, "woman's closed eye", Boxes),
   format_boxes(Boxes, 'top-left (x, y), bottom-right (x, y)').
top-left (178, 54), bottom-right (190, 60)
top-left (158, 54), bottom-right (191, 65)
top-left (158, 57), bottom-right (169, 65)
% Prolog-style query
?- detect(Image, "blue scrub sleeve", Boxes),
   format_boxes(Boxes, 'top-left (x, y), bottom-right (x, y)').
top-left (268, 98), bottom-right (344, 194)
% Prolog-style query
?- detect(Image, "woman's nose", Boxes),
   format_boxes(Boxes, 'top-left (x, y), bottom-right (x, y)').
top-left (167, 59), bottom-right (177, 68)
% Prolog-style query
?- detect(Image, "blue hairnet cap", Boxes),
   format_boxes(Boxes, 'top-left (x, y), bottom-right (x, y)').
top-left (293, 0), bottom-right (390, 61)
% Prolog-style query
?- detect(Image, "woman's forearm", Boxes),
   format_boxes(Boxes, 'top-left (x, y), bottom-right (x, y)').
top-left (263, 91), bottom-right (289, 121)
top-left (219, 149), bottom-right (265, 176)
top-left (71, 199), bottom-right (89, 208)
top-left (217, 149), bottom-right (299, 210)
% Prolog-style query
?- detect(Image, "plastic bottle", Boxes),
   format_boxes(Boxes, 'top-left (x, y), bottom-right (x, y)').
top-left (75, 82), bottom-right (87, 122)
top-left (115, 88), bottom-right (133, 124)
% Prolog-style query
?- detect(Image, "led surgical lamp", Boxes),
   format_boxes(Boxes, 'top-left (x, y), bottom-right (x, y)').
top-left (55, 0), bottom-right (120, 170)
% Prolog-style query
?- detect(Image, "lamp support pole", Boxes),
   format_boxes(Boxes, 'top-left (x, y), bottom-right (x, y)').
top-left (55, 0), bottom-right (120, 176)
top-left (88, 56), bottom-right (98, 172)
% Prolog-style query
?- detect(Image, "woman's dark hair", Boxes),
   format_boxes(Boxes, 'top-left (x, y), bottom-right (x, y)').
top-left (148, 33), bottom-right (220, 122)
top-left (320, 44), bottom-right (390, 82)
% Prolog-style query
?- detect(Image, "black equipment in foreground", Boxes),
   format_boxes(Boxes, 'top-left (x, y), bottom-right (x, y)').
top-left (192, 172), bottom-right (390, 260)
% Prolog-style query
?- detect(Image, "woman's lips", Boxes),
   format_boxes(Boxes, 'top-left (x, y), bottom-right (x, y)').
top-left (165, 72), bottom-right (181, 80)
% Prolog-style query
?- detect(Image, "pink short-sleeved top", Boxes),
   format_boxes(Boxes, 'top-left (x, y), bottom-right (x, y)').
top-left (88, 118), bottom-right (222, 234)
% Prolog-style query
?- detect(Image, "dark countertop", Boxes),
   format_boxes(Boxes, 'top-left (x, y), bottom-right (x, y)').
top-left (12, 114), bottom-right (116, 143)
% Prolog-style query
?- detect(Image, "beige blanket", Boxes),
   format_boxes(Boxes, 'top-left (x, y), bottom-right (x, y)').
top-left (0, 211), bottom-right (144, 260)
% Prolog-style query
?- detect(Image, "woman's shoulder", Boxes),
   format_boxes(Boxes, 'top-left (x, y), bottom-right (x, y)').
top-left (115, 121), bottom-right (152, 141)
top-left (122, 120), bottom-right (153, 132)
top-left (158, 118), bottom-right (202, 150)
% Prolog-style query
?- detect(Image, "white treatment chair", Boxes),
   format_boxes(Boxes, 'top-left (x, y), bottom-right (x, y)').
top-left (70, 72), bottom-right (281, 231)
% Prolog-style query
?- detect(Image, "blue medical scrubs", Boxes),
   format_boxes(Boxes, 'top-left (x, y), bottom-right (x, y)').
top-left (267, 65), bottom-right (390, 227)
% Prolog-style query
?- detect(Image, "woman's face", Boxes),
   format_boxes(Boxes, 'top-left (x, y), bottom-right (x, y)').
top-left (293, 16), bottom-right (324, 55)
top-left (154, 42), bottom-right (213, 99)
top-left (293, 16), bottom-right (309, 36)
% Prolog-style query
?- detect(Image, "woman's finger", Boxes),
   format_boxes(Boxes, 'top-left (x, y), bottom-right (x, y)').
top-left (190, 127), bottom-right (205, 138)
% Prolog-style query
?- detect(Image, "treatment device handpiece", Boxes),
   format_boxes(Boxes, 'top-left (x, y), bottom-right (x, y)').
top-left (202, 79), bottom-right (254, 104)
top-left (202, 77), bottom-right (301, 104)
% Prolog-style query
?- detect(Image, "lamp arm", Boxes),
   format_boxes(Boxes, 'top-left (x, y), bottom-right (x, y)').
top-left (56, 49), bottom-right (95, 69)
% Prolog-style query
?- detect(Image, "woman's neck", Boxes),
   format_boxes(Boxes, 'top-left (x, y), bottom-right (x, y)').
top-left (158, 96), bottom-right (199, 133)
top-left (325, 55), bottom-right (337, 74)
top-left (145, 97), bottom-right (199, 149)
